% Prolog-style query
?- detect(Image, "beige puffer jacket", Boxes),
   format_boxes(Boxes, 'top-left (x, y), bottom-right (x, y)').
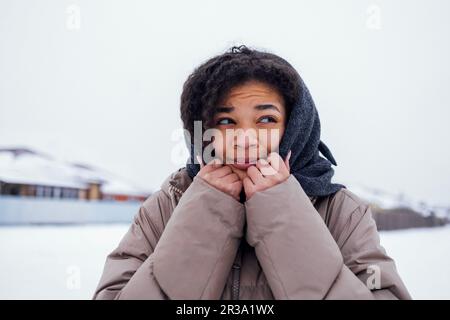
top-left (93, 167), bottom-right (411, 300)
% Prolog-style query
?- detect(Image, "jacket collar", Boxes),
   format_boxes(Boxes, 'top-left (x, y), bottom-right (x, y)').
top-left (161, 167), bottom-right (193, 196)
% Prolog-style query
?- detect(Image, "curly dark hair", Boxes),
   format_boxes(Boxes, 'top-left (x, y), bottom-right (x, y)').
top-left (180, 45), bottom-right (302, 142)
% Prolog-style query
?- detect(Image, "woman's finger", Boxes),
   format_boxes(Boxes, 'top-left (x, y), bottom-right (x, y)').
top-left (256, 158), bottom-right (277, 176)
top-left (209, 165), bottom-right (232, 179)
top-left (196, 155), bottom-right (204, 169)
top-left (243, 177), bottom-right (255, 196)
top-left (221, 172), bottom-right (240, 184)
top-left (284, 150), bottom-right (291, 172)
top-left (202, 157), bottom-right (223, 172)
top-left (247, 165), bottom-right (265, 185)
top-left (230, 181), bottom-right (243, 201)
top-left (267, 152), bottom-right (284, 172)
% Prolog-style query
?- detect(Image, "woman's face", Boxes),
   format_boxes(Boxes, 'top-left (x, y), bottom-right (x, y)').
top-left (212, 80), bottom-right (286, 179)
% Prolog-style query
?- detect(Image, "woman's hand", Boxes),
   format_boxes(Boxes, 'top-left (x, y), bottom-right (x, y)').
top-left (243, 151), bottom-right (291, 200)
top-left (197, 156), bottom-right (243, 201)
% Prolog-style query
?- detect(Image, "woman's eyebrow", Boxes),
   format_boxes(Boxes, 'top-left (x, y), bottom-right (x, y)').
top-left (254, 104), bottom-right (281, 113)
top-left (216, 104), bottom-right (281, 114)
top-left (216, 106), bottom-right (234, 113)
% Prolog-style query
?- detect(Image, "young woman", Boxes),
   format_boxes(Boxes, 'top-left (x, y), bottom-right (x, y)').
top-left (93, 45), bottom-right (411, 300)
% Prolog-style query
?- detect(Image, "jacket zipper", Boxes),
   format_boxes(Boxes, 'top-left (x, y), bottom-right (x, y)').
top-left (231, 263), bottom-right (240, 300)
top-left (169, 184), bottom-right (184, 196)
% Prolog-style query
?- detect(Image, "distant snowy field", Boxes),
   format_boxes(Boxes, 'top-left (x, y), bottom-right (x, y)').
top-left (0, 224), bottom-right (449, 299)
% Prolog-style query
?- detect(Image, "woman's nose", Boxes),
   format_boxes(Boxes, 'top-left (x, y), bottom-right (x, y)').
top-left (234, 128), bottom-right (258, 149)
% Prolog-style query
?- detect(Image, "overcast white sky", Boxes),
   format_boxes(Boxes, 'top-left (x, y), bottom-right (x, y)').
top-left (1, 0), bottom-right (449, 206)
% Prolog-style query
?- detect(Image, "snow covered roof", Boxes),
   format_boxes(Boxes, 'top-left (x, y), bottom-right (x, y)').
top-left (0, 147), bottom-right (151, 196)
top-left (347, 183), bottom-right (449, 218)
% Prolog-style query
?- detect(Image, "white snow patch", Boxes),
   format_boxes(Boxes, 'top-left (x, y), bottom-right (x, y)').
top-left (0, 224), bottom-right (449, 299)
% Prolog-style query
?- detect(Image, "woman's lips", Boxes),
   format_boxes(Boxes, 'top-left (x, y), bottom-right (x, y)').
top-left (228, 158), bottom-right (258, 170)
top-left (231, 163), bottom-right (256, 170)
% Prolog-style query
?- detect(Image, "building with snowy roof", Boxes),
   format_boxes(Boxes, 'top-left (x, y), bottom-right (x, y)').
top-left (0, 147), bottom-right (150, 202)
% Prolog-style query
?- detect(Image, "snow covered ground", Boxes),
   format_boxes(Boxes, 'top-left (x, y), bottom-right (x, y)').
top-left (0, 224), bottom-right (449, 300)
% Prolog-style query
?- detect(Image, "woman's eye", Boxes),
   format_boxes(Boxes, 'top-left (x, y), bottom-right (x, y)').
top-left (216, 118), bottom-right (235, 125)
top-left (259, 116), bottom-right (277, 124)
